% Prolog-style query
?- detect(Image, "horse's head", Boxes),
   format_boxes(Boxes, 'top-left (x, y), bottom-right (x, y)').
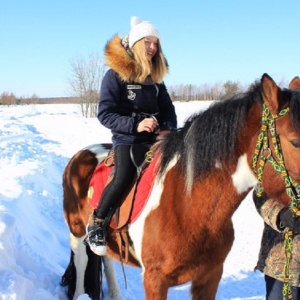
top-left (255, 74), bottom-right (300, 203)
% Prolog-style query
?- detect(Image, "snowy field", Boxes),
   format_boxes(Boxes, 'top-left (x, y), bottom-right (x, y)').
top-left (0, 102), bottom-right (266, 299)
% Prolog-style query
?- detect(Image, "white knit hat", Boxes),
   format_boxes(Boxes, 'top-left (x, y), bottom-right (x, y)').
top-left (128, 16), bottom-right (161, 48)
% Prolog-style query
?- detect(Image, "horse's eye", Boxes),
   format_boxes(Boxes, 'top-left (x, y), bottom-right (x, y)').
top-left (291, 139), bottom-right (300, 148)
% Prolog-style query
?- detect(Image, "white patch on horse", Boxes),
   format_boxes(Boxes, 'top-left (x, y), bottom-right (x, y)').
top-left (215, 160), bottom-right (222, 169)
top-left (70, 234), bottom-right (88, 299)
top-left (184, 122), bottom-right (197, 193)
top-left (231, 154), bottom-right (258, 194)
top-left (128, 156), bottom-right (178, 270)
top-left (102, 256), bottom-right (123, 299)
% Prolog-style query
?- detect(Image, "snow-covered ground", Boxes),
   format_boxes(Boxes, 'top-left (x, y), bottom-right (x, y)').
top-left (0, 102), bottom-right (265, 299)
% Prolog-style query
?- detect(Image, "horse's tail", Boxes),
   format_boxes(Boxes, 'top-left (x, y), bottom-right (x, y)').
top-left (63, 149), bottom-right (98, 237)
top-left (60, 250), bottom-right (76, 299)
top-left (60, 247), bottom-right (103, 300)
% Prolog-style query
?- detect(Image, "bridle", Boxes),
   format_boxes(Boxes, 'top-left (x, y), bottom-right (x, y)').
top-left (252, 102), bottom-right (300, 300)
top-left (252, 103), bottom-right (300, 201)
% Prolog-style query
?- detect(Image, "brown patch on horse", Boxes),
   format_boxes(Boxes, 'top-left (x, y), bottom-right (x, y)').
top-left (63, 149), bottom-right (98, 237)
top-left (142, 163), bottom-right (231, 298)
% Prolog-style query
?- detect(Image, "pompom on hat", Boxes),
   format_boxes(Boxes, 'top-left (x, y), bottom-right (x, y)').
top-left (128, 16), bottom-right (161, 48)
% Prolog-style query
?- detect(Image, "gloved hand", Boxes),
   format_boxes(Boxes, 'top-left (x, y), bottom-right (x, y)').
top-left (278, 207), bottom-right (300, 232)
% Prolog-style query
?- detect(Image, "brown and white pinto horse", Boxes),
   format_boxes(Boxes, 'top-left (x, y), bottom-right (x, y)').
top-left (62, 74), bottom-right (300, 300)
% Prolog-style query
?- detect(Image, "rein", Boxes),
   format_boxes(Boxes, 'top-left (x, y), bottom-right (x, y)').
top-left (252, 103), bottom-right (300, 300)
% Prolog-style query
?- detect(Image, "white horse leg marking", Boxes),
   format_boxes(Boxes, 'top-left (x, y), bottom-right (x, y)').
top-left (70, 234), bottom-right (88, 299)
top-left (103, 256), bottom-right (123, 299)
top-left (231, 154), bottom-right (258, 194)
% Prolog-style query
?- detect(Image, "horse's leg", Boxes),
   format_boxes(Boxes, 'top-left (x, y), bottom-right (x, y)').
top-left (102, 256), bottom-right (123, 299)
top-left (70, 234), bottom-right (88, 299)
top-left (60, 250), bottom-right (76, 299)
top-left (143, 268), bottom-right (168, 300)
top-left (190, 264), bottom-right (223, 300)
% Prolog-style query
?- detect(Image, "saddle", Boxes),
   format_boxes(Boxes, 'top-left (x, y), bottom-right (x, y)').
top-left (102, 144), bottom-right (156, 265)
top-left (87, 143), bottom-right (160, 264)
top-left (104, 143), bottom-right (153, 230)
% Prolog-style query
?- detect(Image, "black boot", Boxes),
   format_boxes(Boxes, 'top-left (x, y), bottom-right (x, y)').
top-left (84, 212), bottom-right (107, 256)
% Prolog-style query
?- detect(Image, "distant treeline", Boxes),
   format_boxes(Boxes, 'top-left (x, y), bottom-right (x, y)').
top-left (0, 80), bottom-right (250, 106)
top-left (0, 93), bottom-right (82, 105)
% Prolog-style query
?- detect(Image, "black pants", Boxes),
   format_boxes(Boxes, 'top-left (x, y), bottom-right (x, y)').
top-left (265, 275), bottom-right (300, 300)
top-left (95, 145), bottom-right (136, 219)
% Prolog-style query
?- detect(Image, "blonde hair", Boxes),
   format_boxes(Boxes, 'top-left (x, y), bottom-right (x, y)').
top-left (131, 38), bottom-right (168, 83)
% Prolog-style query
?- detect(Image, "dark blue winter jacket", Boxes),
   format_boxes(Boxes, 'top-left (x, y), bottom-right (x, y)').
top-left (98, 69), bottom-right (177, 147)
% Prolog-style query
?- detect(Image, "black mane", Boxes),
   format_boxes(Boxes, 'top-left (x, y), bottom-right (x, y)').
top-left (158, 82), bottom-right (263, 185)
top-left (158, 83), bottom-right (300, 190)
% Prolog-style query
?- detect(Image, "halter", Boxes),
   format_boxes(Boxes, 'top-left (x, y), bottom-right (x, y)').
top-left (252, 103), bottom-right (300, 300)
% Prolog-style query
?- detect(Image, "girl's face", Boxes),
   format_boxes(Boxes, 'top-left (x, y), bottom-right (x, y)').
top-left (144, 36), bottom-right (158, 59)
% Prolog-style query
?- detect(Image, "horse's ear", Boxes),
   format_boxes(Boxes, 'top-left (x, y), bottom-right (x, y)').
top-left (289, 76), bottom-right (300, 91)
top-left (261, 73), bottom-right (282, 115)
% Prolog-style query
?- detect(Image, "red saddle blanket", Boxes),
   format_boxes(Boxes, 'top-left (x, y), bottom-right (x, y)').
top-left (88, 154), bottom-right (160, 224)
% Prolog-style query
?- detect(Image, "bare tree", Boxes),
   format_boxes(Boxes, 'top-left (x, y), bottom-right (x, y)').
top-left (0, 92), bottom-right (17, 105)
top-left (68, 53), bottom-right (106, 117)
top-left (19, 93), bottom-right (40, 105)
top-left (221, 80), bottom-right (245, 100)
top-left (168, 82), bottom-right (225, 101)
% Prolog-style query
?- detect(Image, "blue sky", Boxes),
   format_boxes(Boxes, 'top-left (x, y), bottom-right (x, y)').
top-left (1, 0), bottom-right (300, 98)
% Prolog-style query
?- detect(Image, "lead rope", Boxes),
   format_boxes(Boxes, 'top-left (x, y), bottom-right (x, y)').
top-left (252, 103), bottom-right (300, 300)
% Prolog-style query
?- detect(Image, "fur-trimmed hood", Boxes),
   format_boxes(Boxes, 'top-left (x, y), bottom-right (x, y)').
top-left (104, 35), bottom-right (138, 82)
top-left (104, 35), bottom-right (169, 83)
